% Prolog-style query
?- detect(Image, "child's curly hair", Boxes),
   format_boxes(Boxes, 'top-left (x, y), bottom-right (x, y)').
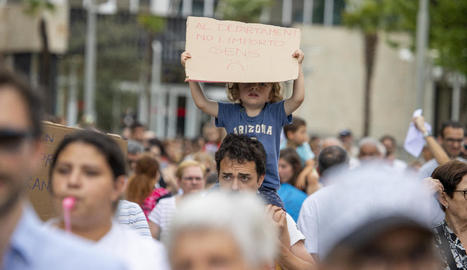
top-left (227, 83), bottom-right (283, 103)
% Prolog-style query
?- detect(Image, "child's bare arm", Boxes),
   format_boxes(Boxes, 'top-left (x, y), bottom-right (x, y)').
top-left (181, 52), bottom-right (219, 117)
top-left (284, 49), bottom-right (305, 116)
top-left (188, 82), bottom-right (219, 117)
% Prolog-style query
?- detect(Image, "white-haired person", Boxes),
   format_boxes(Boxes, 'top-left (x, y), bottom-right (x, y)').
top-left (357, 137), bottom-right (386, 161)
top-left (350, 137), bottom-right (387, 169)
top-left (165, 191), bottom-right (278, 270)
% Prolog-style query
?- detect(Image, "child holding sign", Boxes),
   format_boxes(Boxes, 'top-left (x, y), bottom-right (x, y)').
top-left (181, 50), bottom-right (305, 207)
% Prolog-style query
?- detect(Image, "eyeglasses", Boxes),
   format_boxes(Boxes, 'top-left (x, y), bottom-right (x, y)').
top-left (444, 138), bottom-right (464, 144)
top-left (453, 189), bottom-right (467, 200)
top-left (0, 129), bottom-right (33, 154)
top-left (182, 176), bottom-right (203, 182)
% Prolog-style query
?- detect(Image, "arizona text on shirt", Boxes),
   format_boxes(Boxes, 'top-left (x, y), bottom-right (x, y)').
top-left (233, 124), bottom-right (273, 136)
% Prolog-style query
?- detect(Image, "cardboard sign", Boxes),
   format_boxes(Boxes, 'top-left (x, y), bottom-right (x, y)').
top-left (185, 16), bottom-right (301, 83)
top-left (28, 122), bottom-right (127, 221)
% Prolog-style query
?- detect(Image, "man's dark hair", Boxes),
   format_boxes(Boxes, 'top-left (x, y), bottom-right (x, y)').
top-left (147, 137), bottom-right (168, 157)
top-left (0, 68), bottom-right (43, 138)
top-left (432, 160), bottom-right (467, 200)
top-left (130, 121), bottom-right (144, 132)
top-left (318, 146), bottom-right (348, 176)
top-left (284, 117), bottom-right (306, 139)
top-left (49, 130), bottom-right (127, 193)
top-left (215, 134), bottom-right (266, 177)
top-left (380, 135), bottom-right (396, 145)
top-left (439, 121), bottom-right (464, 138)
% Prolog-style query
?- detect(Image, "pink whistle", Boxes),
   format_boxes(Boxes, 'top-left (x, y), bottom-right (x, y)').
top-left (62, 197), bottom-right (75, 233)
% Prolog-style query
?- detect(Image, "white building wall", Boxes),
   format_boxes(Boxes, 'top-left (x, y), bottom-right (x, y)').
top-left (296, 25), bottom-right (433, 144)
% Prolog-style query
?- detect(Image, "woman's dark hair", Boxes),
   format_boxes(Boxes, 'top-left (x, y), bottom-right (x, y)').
top-left (147, 137), bottom-right (169, 158)
top-left (279, 148), bottom-right (302, 186)
top-left (432, 160), bottom-right (467, 199)
top-left (49, 130), bottom-right (127, 192)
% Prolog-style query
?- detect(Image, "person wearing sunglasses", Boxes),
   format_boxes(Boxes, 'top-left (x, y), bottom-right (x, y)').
top-left (0, 69), bottom-right (125, 269)
top-left (432, 160), bottom-right (467, 270)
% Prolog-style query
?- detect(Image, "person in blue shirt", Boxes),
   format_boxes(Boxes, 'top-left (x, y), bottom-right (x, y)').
top-left (181, 49), bottom-right (306, 207)
top-left (278, 148), bottom-right (307, 222)
top-left (281, 116), bottom-right (315, 166)
top-left (0, 69), bottom-right (125, 270)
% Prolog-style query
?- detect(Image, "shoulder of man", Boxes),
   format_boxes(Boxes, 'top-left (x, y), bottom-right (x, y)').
top-left (418, 159), bottom-right (439, 179)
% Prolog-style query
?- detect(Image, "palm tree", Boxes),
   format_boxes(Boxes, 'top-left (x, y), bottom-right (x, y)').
top-left (343, 0), bottom-right (386, 136)
top-left (24, 0), bottom-right (55, 113)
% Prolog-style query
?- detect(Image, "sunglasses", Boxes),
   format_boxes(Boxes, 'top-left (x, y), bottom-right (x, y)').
top-left (0, 129), bottom-right (34, 153)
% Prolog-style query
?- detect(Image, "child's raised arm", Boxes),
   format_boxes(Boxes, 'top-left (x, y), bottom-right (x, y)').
top-left (181, 51), bottom-right (219, 118)
top-left (284, 49), bottom-right (305, 116)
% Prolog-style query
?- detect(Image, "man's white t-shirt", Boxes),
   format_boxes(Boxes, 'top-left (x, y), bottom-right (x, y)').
top-left (297, 188), bottom-right (326, 257)
top-left (286, 212), bottom-right (305, 246)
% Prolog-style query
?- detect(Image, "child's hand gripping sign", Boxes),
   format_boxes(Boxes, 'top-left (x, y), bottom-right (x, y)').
top-left (184, 16), bottom-right (301, 83)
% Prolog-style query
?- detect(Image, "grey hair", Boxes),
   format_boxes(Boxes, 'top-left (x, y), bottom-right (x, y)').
top-left (164, 191), bottom-right (278, 267)
top-left (322, 137), bottom-right (344, 148)
top-left (358, 137), bottom-right (387, 157)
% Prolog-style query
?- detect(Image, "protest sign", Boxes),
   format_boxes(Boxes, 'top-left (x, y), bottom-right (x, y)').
top-left (28, 122), bottom-right (127, 221)
top-left (185, 16), bottom-right (301, 83)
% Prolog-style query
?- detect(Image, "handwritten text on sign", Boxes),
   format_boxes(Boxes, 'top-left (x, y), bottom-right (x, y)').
top-left (185, 17), bottom-right (301, 83)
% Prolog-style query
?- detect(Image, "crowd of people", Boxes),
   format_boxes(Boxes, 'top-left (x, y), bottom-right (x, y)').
top-left (1, 48), bottom-right (467, 270)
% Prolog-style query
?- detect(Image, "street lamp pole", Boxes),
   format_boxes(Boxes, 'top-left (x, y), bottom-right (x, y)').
top-left (84, 0), bottom-right (97, 122)
top-left (415, 0), bottom-right (429, 110)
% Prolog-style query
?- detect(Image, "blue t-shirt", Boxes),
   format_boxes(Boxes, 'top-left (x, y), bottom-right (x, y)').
top-left (216, 101), bottom-right (292, 190)
top-left (280, 141), bottom-right (315, 165)
top-left (278, 183), bottom-right (307, 222)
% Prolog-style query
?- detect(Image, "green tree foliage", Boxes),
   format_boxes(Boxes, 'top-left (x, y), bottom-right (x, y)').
top-left (137, 14), bottom-right (165, 33)
top-left (347, 0), bottom-right (467, 75)
top-left (217, 0), bottom-right (272, 23)
top-left (343, 0), bottom-right (386, 34)
top-left (63, 12), bottom-right (145, 131)
top-left (342, 0), bottom-right (467, 136)
top-left (23, 0), bottom-right (54, 15)
top-left (430, 0), bottom-right (467, 75)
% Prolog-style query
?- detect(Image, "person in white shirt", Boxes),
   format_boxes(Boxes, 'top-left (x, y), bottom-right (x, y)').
top-left (148, 160), bottom-right (207, 240)
top-left (116, 199), bottom-right (151, 237)
top-left (298, 145), bottom-right (349, 260)
top-left (48, 130), bottom-right (169, 270)
top-left (380, 135), bottom-right (408, 172)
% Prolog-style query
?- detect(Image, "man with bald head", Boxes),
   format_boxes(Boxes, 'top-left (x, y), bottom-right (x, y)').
top-left (357, 137), bottom-right (386, 164)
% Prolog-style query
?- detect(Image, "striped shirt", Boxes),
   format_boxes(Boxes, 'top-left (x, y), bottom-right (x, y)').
top-left (116, 200), bottom-right (151, 238)
top-left (148, 197), bottom-right (177, 240)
